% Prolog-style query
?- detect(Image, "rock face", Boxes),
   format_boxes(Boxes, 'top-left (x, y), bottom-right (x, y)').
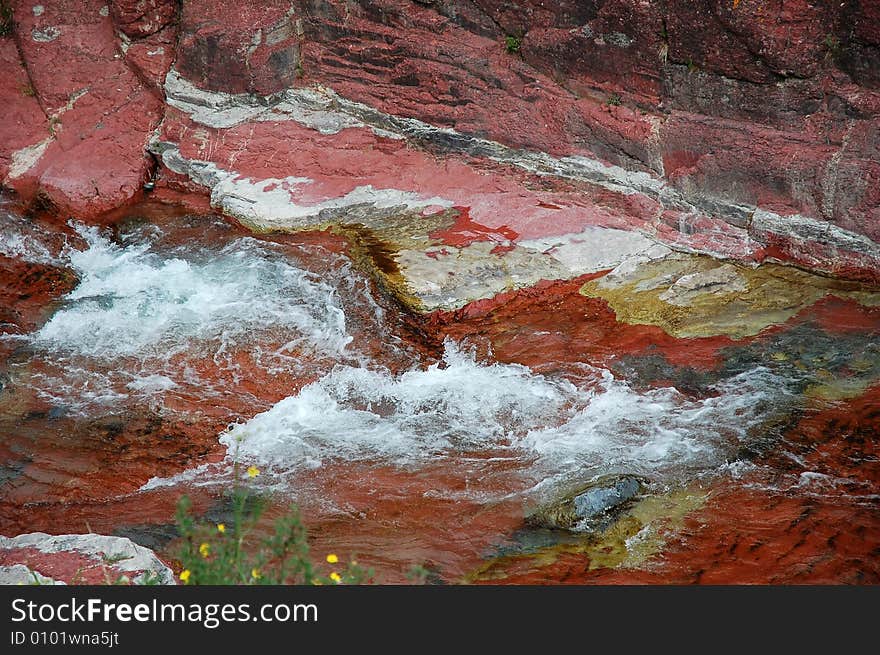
top-left (0, 532), bottom-right (176, 584)
top-left (0, 0), bottom-right (172, 217)
top-left (1, 0), bottom-right (879, 301)
top-left (177, 0), bottom-right (301, 94)
top-left (580, 252), bottom-right (879, 339)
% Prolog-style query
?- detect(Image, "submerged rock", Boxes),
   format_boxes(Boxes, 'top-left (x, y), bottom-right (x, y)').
top-left (469, 486), bottom-right (709, 583)
top-left (526, 475), bottom-right (644, 531)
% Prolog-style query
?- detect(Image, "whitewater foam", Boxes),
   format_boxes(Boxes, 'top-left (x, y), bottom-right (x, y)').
top-left (17, 221), bottom-right (363, 412)
top-left (34, 223), bottom-right (352, 360)
top-left (5, 211), bottom-right (797, 500)
top-left (0, 210), bottom-right (65, 265)
top-left (216, 342), bottom-right (792, 492)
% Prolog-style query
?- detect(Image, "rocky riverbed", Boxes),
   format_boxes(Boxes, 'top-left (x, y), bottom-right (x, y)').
top-left (0, 1), bottom-right (878, 584)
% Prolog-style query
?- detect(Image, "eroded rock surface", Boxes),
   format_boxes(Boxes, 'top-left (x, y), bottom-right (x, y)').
top-left (2, 1), bottom-right (878, 305)
top-left (0, 1), bottom-right (879, 587)
top-left (0, 532), bottom-right (176, 584)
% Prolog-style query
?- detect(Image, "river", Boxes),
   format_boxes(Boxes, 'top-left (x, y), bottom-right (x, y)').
top-left (1, 202), bottom-right (878, 583)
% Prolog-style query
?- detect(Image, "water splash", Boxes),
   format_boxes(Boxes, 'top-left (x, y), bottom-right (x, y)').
top-left (35, 223), bottom-right (352, 359)
top-left (6, 211), bottom-right (798, 503)
top-left (17, 221), bottom-right (359, 413)
top-left (0, 210), bottom-right (65, 265)
top-left (219, 341), bottom-right (792, 490)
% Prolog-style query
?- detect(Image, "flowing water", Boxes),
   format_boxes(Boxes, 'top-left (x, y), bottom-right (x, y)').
top-left (1, 203), bottom-right (878, 583)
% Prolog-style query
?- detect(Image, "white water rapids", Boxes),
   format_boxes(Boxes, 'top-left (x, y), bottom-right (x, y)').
top-left (1, 211), bottom-right (794, 500)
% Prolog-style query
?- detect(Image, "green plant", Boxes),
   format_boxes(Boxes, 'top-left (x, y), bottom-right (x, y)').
top-left (26, 571), bottom-right (52, 586)
top-left (824, 34), bottom-right (841, 60)
top-left (607, 93), bottom-right (622, 107)
top-left (22, 564), bottom-right (158, 586)
top-left (0, 1), bottom-right (13, 37)
top-left (406, 564), bottom-right (431, 584)
top-left (20, 83), bottom-right (35, 97)
top-left (101, 552), bottom-right (134, 566)
top-left (174, 465), bottom-right (370, 585)
top-left (134, 571), bottom-right (163, 585)
top-left (504, 35), bottom-right (521, 54)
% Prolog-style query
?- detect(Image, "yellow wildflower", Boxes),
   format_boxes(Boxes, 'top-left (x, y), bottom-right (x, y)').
top-left (329, 572), bottom-right (341, 583)
top-left (179, 570), bottom-right (191, 584)
top-left (326, 553), bottom-right (338, 564)
top-left (199, 542), bottom-right (210, 558)
top-left (217, 523), bottom-right (225, 534)
top-left (246, 465), bottom-right (260, 478)
top-left (251, 568), bottom-right (261, 580)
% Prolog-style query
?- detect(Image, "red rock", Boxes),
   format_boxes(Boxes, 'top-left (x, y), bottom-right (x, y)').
top-left (0, 256), bottom-right (77, 335)
top-left (316, 0), bottom-right (659, 166)
top-left (160, 108), bottom-right (660, 242)
top-left (428, 206), bottom-right (519, 248)
top-left (160, 0), bottom-right (871, 275)
top-left (827, 118), bottom-right (880, 237)
top-left (0, 248), bottom-right (77, 376)
top-left (662, 111), bottom-right (836, 218)
top-left (4, 0), bottom-right (165, 218)
top-left (838, 0), bottom-right (880, 88)
top-left (12, 0), bottom-right (121, 112)
top-left (0, 37), bottom-right (48, 185)
top-left (482, 481), bottom-right (880, 584)
top-left (667, 1), bottom-right (831, 83)
top-left (459, 0), bottom-right (593, 36)
top-left (110, 0), bottom-right (177, 39)
top-left (177, 0), bottom-right (301, 95)
top-left (3, 0), bottom-right (876, 279)
top-left (426, 276), bottom-right (734, 373)
top-left (521, 1), bottom-right (665, 106)
top-left (123, 25), bottom-right (178, 90)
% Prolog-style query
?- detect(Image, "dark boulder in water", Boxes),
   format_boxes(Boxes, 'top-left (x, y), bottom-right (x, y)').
top-left (526, 475), bottom-right (644, 531)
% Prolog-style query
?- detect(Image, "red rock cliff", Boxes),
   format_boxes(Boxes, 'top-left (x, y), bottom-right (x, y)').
top-left (1, 1), bottom-right (878, 286)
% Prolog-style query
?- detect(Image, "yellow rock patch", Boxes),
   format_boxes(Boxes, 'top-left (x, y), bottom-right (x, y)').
top-left (580, 254), bottom-right (879, 339)
top-left (464, 487), bottom-right (708, 583)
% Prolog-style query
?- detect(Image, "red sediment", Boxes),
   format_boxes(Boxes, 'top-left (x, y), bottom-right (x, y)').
top-left (769, 383), bottom-right (880, 485)
top-left (479, 484), bottom-right (880, 585)
top-left (0, 38), bottom-right (48, 184)
top-left (0, 256), bottom-right (77, 336)
top-left (160, 110), bottom-right (657, 241)
top-left (266, 459), bottom-right (530, 584)
top-left (424, 276), bottom-right (734, 372)
top-left (0, 1), bottom-right (178, 220)
top-left (428, 206), bottom-right (519, 248)
top-left (0, 485), bottom-right (218, 548)
top-left (808, 295), bottom-right (880, 334)
top-left (0, 405), bottom-right (229, 507)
